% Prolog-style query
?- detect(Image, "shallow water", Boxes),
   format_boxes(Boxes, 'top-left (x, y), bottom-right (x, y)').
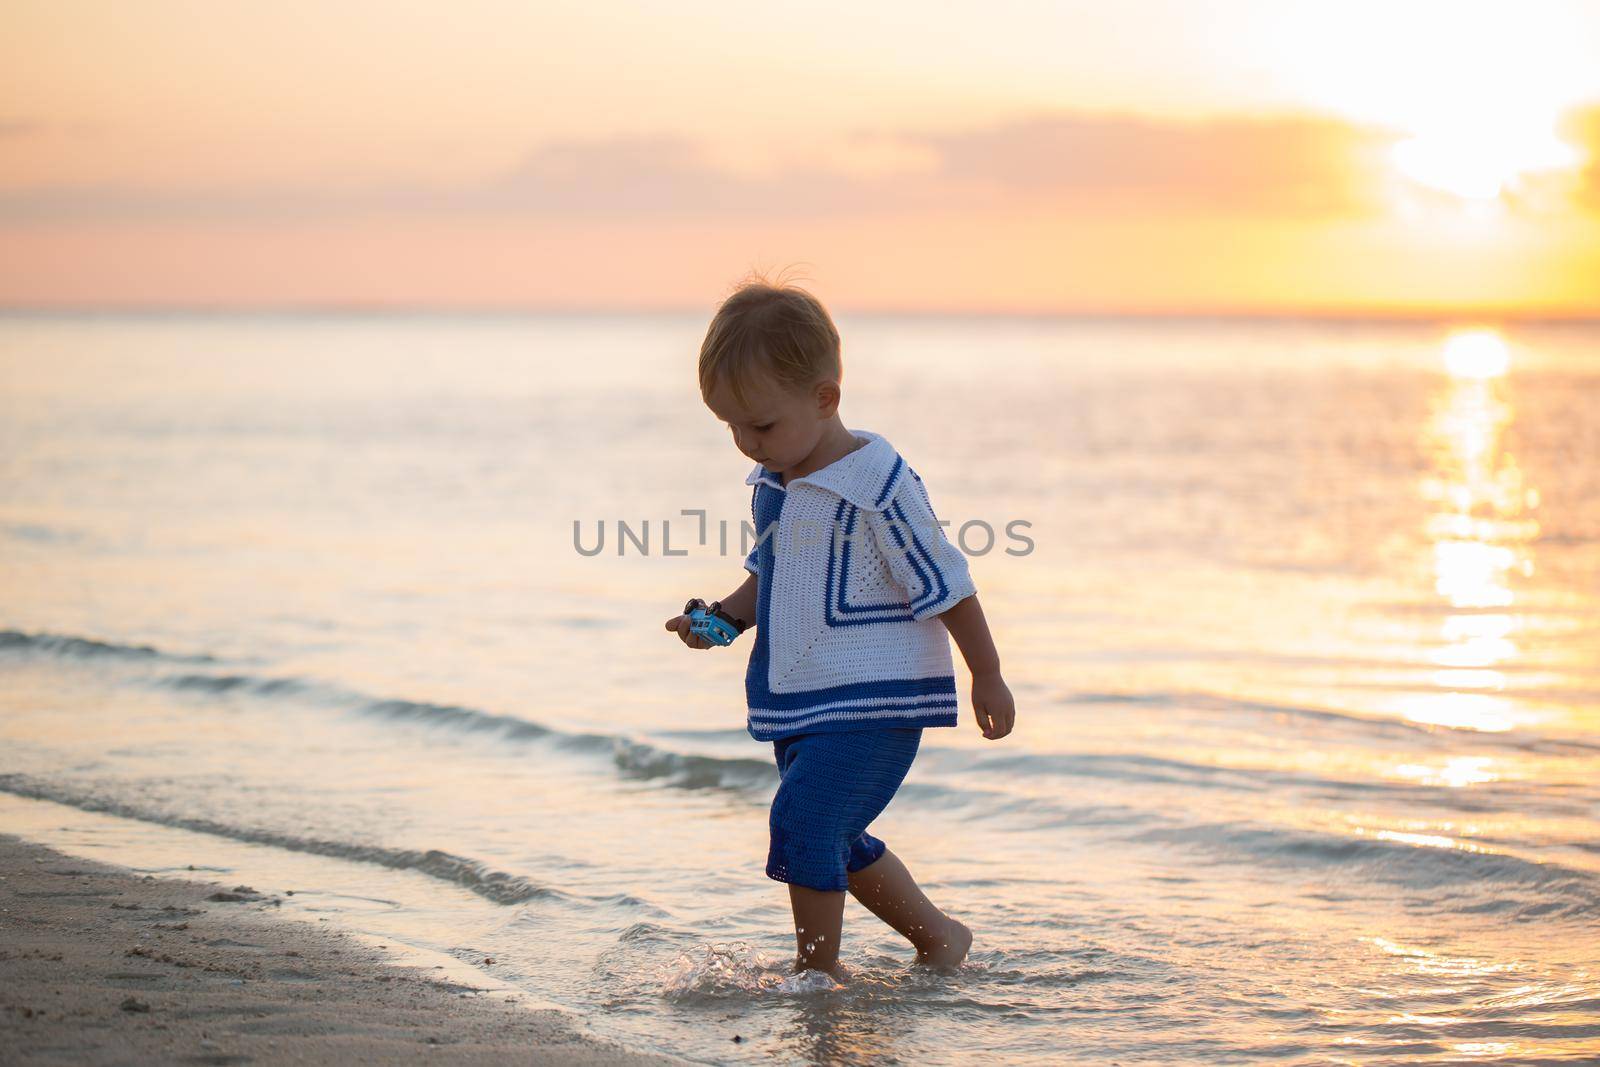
top-left (2, 311), bottom-right (1598, 1064)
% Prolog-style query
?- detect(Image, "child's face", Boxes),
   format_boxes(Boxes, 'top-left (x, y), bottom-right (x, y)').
top-left (704, 370), bottom-right (834, 473)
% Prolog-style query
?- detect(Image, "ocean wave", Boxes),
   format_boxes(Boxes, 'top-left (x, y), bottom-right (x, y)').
top-left (161, 664), bottom-right (782, 796)
top-left (1127, 819), bottom-right (1600, 921)
top-left (12, 627), bottom-right (1596, 832)
top-left (164, 672), bottom-right (312, 696)
top-left (3, 636), bottom-right (1187, 818)
top-left (2, 522), bottom-right (84, 546)
top-left (957, 750), bottom-right (1585, 816)
top-left (1060, 687), bottom-right (1600, 756)
top-left (51, 648), bottom-right (1160, 819)
top-left (358, 702), bottom-right (773, 793)
top-left (361, 696), bottom-right (553, 742)
top-left (0, 771), bottom-right (569, 907)
top-left (361, 698), bottom-right (778, 793)
top-left (0, 630), bottom-right (780, 797)
top-left (0, 628), bottom-right (216, 663)
top-left (585, 735), bottom-right (774, 792)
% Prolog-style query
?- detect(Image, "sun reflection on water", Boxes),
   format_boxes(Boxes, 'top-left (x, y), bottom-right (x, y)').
top-left (1391, 756), bottom-right (1499, 788)
top-left (1363, 937), bottom-right (1521, 978)
top-left (1405, 328), bottom-right (1542, 735)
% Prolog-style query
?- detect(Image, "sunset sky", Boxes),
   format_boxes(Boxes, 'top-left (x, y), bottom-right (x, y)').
top-left (3, 0), bottom-right (1599, 316)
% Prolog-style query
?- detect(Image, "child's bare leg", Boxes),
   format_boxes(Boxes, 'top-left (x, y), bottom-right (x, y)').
top-left (847, 847), bottom-right (972, 968)
top-left (787, 884), bottom-right (846, 978)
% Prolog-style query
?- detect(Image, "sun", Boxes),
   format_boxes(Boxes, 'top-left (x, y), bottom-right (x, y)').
top-left (1441, 329), bottom-right (1511, 378)
top-left (1274, 2), bottom-right (1592, 205)
top-left (1392, 120), bottom-right (1583, 201)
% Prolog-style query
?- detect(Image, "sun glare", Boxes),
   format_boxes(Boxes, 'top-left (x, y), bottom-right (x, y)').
top-left (1393, 122), bottom-right (1583, 201)
top-left (1442, 330), bottom-right (1511, 378)
top-left (1283, 4), bottom-right (1592, 208)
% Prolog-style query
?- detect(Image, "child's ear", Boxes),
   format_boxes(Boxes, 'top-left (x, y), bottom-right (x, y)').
top-left (814, 379), bottom-right (841, 417)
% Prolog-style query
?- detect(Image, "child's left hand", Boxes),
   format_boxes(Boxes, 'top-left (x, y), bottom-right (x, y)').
top-left (972, 672), bottom-right (1015, 740)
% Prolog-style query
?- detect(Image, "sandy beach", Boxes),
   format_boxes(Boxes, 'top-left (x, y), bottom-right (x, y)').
top-left (0, 832), bottom-right (688, 1065)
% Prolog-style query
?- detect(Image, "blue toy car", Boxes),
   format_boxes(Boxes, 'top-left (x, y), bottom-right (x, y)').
top-left (684, 597), bottom-right (748, 646)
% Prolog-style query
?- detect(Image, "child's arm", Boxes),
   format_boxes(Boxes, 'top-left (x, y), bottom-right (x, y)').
top-left (663, 571), bottom-right (757, 649)
top-left (938, 593), bottom-right (1015, 740)
top-left (718, 571), bottom-right (757, 632)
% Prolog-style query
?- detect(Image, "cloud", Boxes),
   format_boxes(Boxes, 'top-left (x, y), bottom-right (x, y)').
top-left (0, 110), bottom-right (1426, 225)
top-left (0, 132), bottom-right (903, 224)
top-left (0, 118), bottom-right (47, 138)
top-left (1558, 103), bottom-right (1600, 210)
top-left (478, 134), bottom-right (896, 218)
top-left (907, 112), bottom-right (1394, 215)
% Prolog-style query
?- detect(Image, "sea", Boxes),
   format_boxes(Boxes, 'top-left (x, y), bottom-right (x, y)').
top-left (2, 310), bottom-right (1597, 1065)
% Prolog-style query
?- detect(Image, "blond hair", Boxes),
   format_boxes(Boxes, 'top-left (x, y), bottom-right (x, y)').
top-left (698, 268), bottom-right (841, 409)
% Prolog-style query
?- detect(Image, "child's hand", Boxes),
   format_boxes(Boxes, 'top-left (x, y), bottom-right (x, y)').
top-left (663, 612), bottom-right (713, 650)
top-left (972, 672), bottom-right (1015, 740)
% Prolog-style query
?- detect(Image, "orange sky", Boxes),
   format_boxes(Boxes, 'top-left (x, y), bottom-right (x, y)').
top-left (2, 1), bottom-right (1598, 316)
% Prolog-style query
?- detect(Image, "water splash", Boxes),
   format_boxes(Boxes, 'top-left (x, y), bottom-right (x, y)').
top-left (661, 940), bottom-right (775, 999)
top-left (771, 968), bottom-right (843, 994)
top-left (660, 941), bottom-right (844, 999)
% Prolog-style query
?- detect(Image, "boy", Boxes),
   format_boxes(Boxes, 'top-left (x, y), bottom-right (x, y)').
top-left (664, 277), bottom-right (1016, 983)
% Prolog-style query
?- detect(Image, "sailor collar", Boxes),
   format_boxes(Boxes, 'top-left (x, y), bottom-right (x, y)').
top-left (743, 428), bottom-right (910, 513)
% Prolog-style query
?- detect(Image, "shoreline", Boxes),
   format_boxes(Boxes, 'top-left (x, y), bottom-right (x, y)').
top-left (0, 831), bottom-right (688, 1065)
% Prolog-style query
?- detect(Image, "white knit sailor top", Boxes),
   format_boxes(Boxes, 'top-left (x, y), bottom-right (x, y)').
top-left (740, 428), bottom-right (977, 741)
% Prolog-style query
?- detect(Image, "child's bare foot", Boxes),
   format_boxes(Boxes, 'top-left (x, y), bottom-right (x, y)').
top-left (914, 917), bottom-right (972, 970)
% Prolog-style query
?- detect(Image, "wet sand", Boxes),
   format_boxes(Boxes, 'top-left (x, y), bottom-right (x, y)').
top-left (0, 832), bottom-right (687, 1065)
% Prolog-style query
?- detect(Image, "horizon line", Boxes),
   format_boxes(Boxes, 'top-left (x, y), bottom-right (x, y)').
top-left (1, 301), bottom-right (1597, 326)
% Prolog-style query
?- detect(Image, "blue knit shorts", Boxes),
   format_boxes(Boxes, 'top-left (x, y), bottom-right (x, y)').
top-left (766, 727), bottom-right (923, 892)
